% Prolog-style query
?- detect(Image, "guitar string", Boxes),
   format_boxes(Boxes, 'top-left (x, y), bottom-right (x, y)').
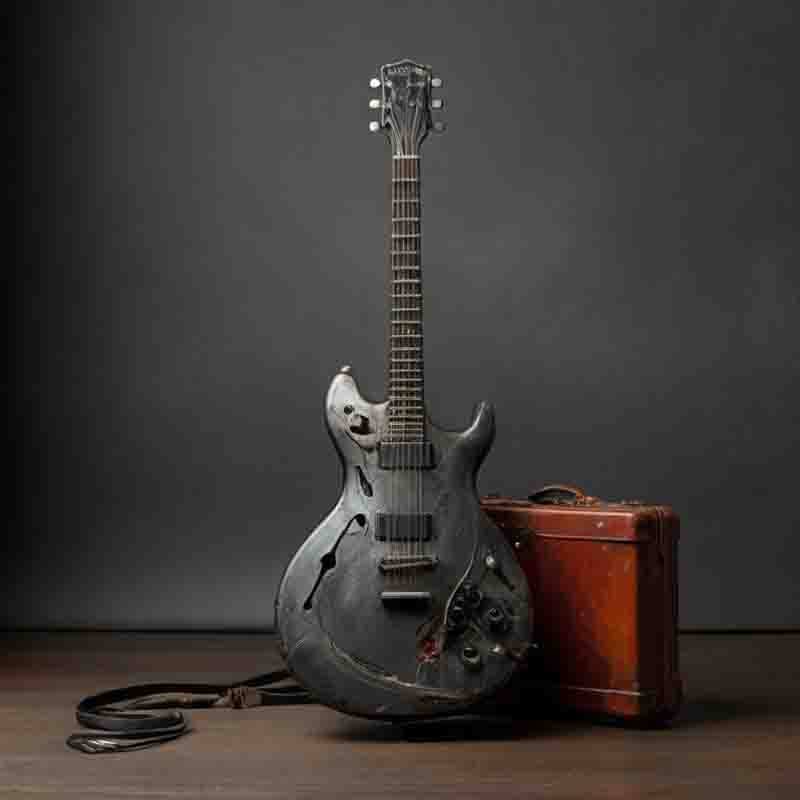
top-left (397, 150), bottom-right (404, 575)
top-left (412, 149), bottom-right (421, 573)
top-left (403, 147), bottom-right (411, 579)
top-left (387, 110), bottom-right (426, 576)
top-left (389, 141), bottom-right (398, 574)
top-left (412, 146), bottom-right (421, 575)
top-left (403, 140), bottom-right (410, 576)
top-left (394, 150), bottom-right (401, 574)
top-left (415, 107), bottom-right (424, 576)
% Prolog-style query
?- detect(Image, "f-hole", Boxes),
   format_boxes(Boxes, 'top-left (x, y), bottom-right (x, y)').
top-left (303, 514), bottom-right (367, 610)
top-left (356, 466), bottom-right (373, 497)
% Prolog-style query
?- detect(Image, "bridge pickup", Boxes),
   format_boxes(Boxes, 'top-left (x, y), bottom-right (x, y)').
top-left (379, 555), bottom-right (439, 574)
top-left (376, 512), bottom-right (433, 542)
top-left (381, 591), bottom-right (432, 605)
top-left (379, 442), bottom-right (435, 470)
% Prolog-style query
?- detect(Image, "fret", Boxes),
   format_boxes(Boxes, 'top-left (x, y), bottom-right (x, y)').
top-left (388, 153), bottom-right (426, 444)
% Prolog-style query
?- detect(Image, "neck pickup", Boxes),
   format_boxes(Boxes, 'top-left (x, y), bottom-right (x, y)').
top-left (379, 441), bottom-right (435, 469)
top-left (376, 512), bottom-right (433, 541)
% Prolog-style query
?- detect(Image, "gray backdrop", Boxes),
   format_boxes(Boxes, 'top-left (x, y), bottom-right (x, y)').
top-left (10, 0), bottom-right (798, 630)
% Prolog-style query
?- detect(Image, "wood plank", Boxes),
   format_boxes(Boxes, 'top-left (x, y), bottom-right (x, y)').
top-left (1, 633), bottom-right (799, 798)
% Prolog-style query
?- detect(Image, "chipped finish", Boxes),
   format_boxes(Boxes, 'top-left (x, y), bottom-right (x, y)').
top-left (274, 372), bottom-right (531, 720)
top-left (483, 493), bottom-right (681, 722)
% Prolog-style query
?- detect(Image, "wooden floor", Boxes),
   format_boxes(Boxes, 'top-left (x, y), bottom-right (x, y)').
top-left (1, 633), bottom-right (799, 799)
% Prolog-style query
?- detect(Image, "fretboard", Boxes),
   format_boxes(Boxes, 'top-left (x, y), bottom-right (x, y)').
top-left (386, 154), bottom-right (424, 443)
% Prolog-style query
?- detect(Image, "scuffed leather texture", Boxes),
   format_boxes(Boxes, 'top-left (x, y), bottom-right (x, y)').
top-left (482, 494), bottom-right (682, 723)
top-left (67, 670), bottom-right (311, 753)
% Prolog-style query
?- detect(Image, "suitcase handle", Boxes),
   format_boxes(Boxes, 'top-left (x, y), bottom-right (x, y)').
top-left (528, 484), bottom-right (600, 505)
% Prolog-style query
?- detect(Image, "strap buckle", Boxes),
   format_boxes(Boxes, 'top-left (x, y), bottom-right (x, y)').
top-left (224, 686), bottom-right (263, 709)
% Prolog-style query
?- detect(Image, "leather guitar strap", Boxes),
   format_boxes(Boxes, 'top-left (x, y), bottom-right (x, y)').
top-left (68, 487), bottom-right (580, 755)
top-left (66, 670), bottom-right (313, 754)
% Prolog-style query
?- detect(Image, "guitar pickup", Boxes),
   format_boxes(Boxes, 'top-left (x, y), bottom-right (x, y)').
top-left (380, 591), bottom-right (432, 605)
top-left (379, 555), bottom-right (438, 574)
top-left (379, 442), bottom-right (435, 469)
top-left (375, 513), bottom-right (433, 541)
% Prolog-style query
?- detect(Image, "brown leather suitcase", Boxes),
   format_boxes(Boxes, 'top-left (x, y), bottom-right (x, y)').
top-left (481, 485), bottom-right (682, 723)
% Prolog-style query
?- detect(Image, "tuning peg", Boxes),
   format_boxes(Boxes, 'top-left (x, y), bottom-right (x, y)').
top-left (433, 120), bottom-right (447, 133)
top-left (369, 98), bottom-right (381, 109)
top-left (369, 78), bottom-right (381, 89)
top-left (369, 121), bottom-right (381, 132)
top-left (431, 99), bottom-right (443, 110)
top-left (431, 77), bottom-right (443, 88)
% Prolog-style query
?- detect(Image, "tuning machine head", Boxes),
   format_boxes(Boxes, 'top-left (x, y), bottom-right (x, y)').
top-left (367, 61), bottom-right (446, 144)
top-left (369, 76), bottom-right (383, 131)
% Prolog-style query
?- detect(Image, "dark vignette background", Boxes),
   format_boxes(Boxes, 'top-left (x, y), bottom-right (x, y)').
top-left (9, 0), bottom-right (798, 630)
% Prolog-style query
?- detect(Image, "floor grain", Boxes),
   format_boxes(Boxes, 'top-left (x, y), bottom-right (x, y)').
top-left (1, 633), bottom-right (798, 799)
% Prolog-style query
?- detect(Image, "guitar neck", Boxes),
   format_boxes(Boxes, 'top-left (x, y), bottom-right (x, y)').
top-left (386, 153), bottom-right (425, 443)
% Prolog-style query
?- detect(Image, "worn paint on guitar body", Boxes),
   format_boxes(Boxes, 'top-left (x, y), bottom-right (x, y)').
top-left (275, 370), bottom-right (531, 719)
top-left (275, 59), bottom-right (531, 719)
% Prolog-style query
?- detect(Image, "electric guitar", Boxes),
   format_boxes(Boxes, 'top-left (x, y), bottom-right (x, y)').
top-left (275, 60), bottom-right (531, 719)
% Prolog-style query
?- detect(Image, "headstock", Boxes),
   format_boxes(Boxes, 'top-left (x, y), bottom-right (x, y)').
top-left (368, 59), bottom-right (445, 155)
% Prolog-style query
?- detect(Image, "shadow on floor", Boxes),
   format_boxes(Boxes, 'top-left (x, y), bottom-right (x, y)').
top-left (328, 713), bottom-right (582, 743)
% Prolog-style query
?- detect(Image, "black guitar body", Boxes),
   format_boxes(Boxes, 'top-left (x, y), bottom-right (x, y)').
top-left (276, 59), bottom-right (531, 719)
top-left (275, 369), bottom-right (531, 720)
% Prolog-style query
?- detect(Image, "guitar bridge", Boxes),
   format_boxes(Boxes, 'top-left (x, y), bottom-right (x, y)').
top-left (379, 555), bottom-right (438, 573)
